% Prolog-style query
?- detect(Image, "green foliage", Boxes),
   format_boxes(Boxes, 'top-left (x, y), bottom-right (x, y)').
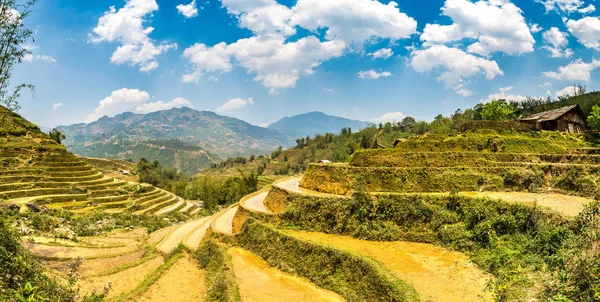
top-left (194, 240), bottom-right (241, 302)
top-left (481, 100), bottom-right (516, 121)
top-left (235, 219), bottom-right (419, 302)
top-left (48, 129), bottom-right (66, 145)
top-left (587, 105), bottom-right (600, 130)
top-left (0, 0), bottom-right (37, 112)
top-left (0, 219), bottom-right (77, 301)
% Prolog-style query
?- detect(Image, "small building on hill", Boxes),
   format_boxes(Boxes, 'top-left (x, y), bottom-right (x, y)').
top-left (519, 105), bottom-right (586, 133)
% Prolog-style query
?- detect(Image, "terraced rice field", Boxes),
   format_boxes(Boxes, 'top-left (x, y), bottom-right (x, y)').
top-left (0, 152), bottom-right (202, 216)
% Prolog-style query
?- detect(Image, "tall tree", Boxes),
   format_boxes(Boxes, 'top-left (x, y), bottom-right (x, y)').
top-left (48, 128), bottom-right (65, 144)
top-left (480, 100), bottom-right (515, 121)
top-left (0, 0), bottom-right (36, 112)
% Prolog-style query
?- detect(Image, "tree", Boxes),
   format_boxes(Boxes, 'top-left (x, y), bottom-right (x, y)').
top-left (0, 0), bottom-right (37, 111)
top-left (399, 117), bottom-right (416, 131)
top-left (48, 128), bottom-right (65, 144)
top-left (480, 100), bottom-right (515, 121)
top-left (588, 105), bottom-right (600, 130)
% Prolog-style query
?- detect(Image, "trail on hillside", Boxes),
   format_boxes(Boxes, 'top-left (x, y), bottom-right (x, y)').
top-left (213, 205), bottom-right (239, 235)
top-left (460, 191), bottom-right (590, 217)
top-left (136, 253), bottom-right (206, 301)
top-left (241, 192), bottom-right (269, 213)
top-left (288, 231), bottom-right (493, 302)
top-left (228, 247), bottom-right (344, 302)
top-left (157, 216), bottom-right (212, 254)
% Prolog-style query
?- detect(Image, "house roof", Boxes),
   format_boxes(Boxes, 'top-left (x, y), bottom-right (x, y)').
top-left (519, 105), bottom-right (582, 122)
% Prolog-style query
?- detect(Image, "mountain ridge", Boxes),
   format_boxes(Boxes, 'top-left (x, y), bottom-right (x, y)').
top-left (268, 111), bottom-right (369, 138)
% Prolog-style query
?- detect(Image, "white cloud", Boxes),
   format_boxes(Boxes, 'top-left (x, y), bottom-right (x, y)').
top-left (542, 27), bottom-right (573, 58)
top-left (90, 0), bottom-right (177, 72)
top-left (52, 103), bottom-right (63, 110)
top-left (22, 45), bottom-right (56, 63)
top-left (530, 24), bottom-right (543, 33)
top-left (368, 48), bottom-right (393, 60)
top-left (540, 81), bottom-right (552, 88)
top-left (183, 0), bottom-right (418, 91)
top-left (537, 0), bottom-right (585, 12)
top-left (85, 88), bottom-right (151, 123)
top-left (556, 85), bottom-right (579, 98)
top-left (268, 88), bottom-right (280, 95)
top-left (566, 17), bottom-right (600, 50)
top-left (324, 88), bottom-right (335, 92)
top-left (183, 36), bottom-right (345, 89)
top-left (410, 45), bottom-right (503, 95)
top-left (358, 70), bottom-right (393, 79)
top-left (177, 0), bottom-right (198, 18)
top-left (542, 58), bottom-right (600, 81)
top-left (135, 97), bottom-right (193, 113)
top-left (290, 0), bottom-right (418, 45)
top-left (578, 4), bottom-right (595, 13)
top-left (216, 97), bottom-right (254, 112)
top-left (370, 112), bottom-right (407, 123)
top-left (420, 0), bottom-right (534, 56)
top-left (480, 86), bottom-right (528, 103)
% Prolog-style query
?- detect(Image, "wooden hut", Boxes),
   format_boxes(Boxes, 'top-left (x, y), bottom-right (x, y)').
top-left (519, 105), bottom-right (586, 133)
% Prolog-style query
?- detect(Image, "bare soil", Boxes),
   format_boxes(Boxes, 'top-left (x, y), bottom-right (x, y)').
top-left (136, 253), bottom-right (207, 301)
top-left (288, 231), bottom-right (494, 302)
top-left (228, 247), bottom-right (344, 302)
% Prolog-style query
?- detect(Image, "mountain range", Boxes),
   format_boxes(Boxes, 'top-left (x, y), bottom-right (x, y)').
top-left (59, 107), bottom-right (368, 174)
top-left (267, 111), bottom-right (369, 138)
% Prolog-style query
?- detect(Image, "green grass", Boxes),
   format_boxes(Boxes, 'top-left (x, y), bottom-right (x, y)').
top-left (193, 239), bottom-right (241, 302)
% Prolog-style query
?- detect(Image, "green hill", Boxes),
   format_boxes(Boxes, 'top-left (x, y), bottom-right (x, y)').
top-left (268, 111), bottom-right (369, 138)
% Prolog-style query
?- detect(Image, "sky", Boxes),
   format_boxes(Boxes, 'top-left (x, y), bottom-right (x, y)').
top-left (11, 0), bottom-right (600, 128)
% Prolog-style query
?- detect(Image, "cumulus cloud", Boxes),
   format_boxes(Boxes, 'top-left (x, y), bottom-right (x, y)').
top-left (183, 0), bottom-right (417, 91)
top-left (370, 112), bottom-right (407, 124)
top-left (90, 0), bottom-right (177, 72)
top-left (537, 0), bottom-right (586, 12)
top-left (290, 0), bottom-right (418, 45)
top-left (183, 36), bottom-right (345, 88)
top-left (578, 4), bottom-right (596, 14)
top-left (420, 0), bottom-right (535, 56)
top-left (411, 45), bottom-right (503, 95)
top-left (368, 48), bottom-right (393, 60)
top-left (555, 85), bottom-right (580, 98)
top-left (358, 70), bottom-right (392, 79)
top-left (480, 86), bottom-right (528, 103)
top-left (22, 45), bottom-right (56, 63)
top-left (542, 59), bottom-right (600, 81)
top-left (530, 24), bottom-right (543, 33)
top-left (177, 0), bottom-right (198, 18)
top-left (136, 97), bottom-right (193, 113)
top-left (566, 17), bottom-right (600, 50)
top-left (85, 88), bottom-right (151, 123)
top-left (52, 103), bottom-right (63, 110)
top-left (542, 27), bottom-right (573, 58)
top-left (216, 97), bottom-right (254, 112)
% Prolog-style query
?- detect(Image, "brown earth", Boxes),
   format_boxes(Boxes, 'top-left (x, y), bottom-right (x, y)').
top-left (136, 253), bottom-right (207, 301)
top-left (288, 231), bottom-right (494, 302)
top-left (228, 247), bottom-right (344, 302)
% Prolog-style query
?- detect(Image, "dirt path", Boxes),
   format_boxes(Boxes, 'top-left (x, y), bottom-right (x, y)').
top-left (241, 192), bottom-right (269, 213)
top-left (79, 256), bottom-right (164, 298)
top-left (156, 197), bottom-right (185, 215)
top-left (136, 253), bottom-right (206, 301)
top-left (183, 216), bottom-right (213, 250)
top-left (157, 217), bottom-right (212, 254)
top-left (212, 205), bottom-right (239, 235)
top-left (459, 192), bottom-right (591, 217)
top-left (288, 231), bottom-right (493, 302)
top-left (228, 247), bottom-right (344, 302)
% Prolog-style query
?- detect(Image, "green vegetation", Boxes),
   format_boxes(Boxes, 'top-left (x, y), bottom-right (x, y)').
top-left (588, 105), bottom-right (600, 131)
top-left (481, 100), bottom-right (515, 121)
top-left (232, 219), bottom-right (419, 302)
top-left (194, 240), bottom-right (241, 302)
top-left (137, 158), bottom-right (259, 211)
top-left (0, 0), bottom-right (37, 112)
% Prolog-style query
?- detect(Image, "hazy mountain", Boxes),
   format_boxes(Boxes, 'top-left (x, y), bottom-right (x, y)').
top-left (59, 107), bottom-right (294, 174)
top-left (268, 111), bottom-right (369, 138)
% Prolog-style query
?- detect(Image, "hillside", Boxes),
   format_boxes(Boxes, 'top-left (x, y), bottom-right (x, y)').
top-left (268, 111), bottom-right (369, 138)
top-left (59, 107), bottom-right (295, 173)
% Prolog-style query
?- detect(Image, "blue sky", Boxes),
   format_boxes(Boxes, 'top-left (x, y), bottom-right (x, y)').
top-left (12, 0), bottom-right (600, 128)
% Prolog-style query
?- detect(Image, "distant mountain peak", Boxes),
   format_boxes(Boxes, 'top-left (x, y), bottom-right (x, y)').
top-left (268, 111), bottom-right (368, 137)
